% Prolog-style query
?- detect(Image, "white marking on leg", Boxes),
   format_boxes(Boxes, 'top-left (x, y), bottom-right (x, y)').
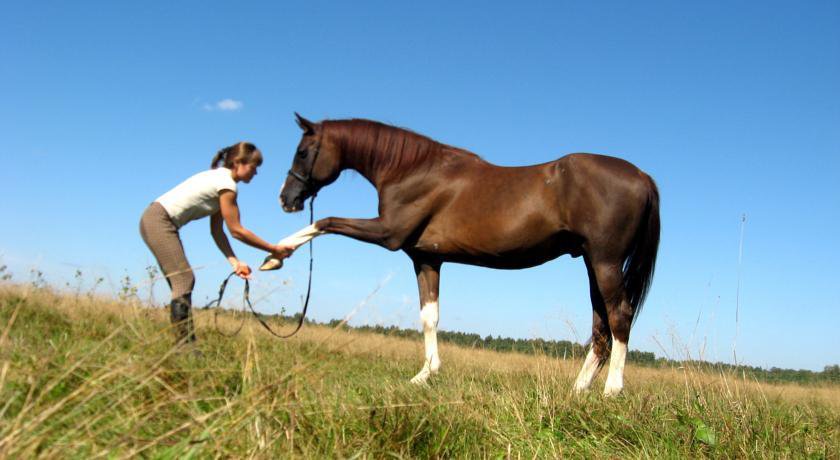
top-left (260, 224), bottom-right (326, 270)
top-left (574, 347), bottom-right (603, 393)
top-left (278, 223), bottom-right (326, 249)
top-left (411, 301), bottom-right (441, 384)
top-left (603, 335), bottom-right (627, 396)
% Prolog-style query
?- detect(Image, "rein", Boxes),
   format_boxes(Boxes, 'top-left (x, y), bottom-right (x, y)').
top-left (205, 195), bottom-right (316, 339)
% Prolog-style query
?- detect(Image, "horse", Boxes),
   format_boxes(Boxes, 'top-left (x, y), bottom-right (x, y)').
top-left (262, 113), bottom-right (660, 396)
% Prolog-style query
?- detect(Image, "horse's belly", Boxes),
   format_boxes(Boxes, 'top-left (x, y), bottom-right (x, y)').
top-left (414, 229), bottom-right (583, 269)
top-left (445, 250), bottom-right (567, 269)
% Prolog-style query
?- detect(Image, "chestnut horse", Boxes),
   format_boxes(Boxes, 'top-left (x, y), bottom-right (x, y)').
top-left (263, 114), bottom-right (659, 396)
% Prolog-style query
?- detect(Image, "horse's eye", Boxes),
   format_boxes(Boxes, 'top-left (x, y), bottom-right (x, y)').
top-left (297, 149), bottom-right (308, 159)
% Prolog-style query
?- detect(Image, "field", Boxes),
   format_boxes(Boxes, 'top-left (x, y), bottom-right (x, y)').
top-left (0, 284), bottom-right (837, 458)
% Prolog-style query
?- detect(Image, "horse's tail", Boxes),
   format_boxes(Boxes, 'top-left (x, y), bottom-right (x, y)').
top-left (623, 176), bottom-right (660, 324)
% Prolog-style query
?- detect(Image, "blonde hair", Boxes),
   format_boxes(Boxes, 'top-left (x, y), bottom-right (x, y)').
top-left (211, 142), bottom-right (263, 169)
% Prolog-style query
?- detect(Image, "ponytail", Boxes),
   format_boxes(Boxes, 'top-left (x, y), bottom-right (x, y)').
top-left (211, 142), bottom-right (262, 169)
top-left (211, 146), bottom-right (232, 168)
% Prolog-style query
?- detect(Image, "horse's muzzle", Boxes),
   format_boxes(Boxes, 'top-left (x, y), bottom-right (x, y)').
top-left (280, 195), bottom-right (304, 213)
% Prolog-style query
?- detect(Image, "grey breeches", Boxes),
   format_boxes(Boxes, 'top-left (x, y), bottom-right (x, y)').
top-left (139, 202), bottom-right (195, 300)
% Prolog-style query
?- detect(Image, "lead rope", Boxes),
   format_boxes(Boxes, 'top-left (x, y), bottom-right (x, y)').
top-left (205, 195), bottom-right (316, 338)
top-left (205, 272), bottom-right (246, 337)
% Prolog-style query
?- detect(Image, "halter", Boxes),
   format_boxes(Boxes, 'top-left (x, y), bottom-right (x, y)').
top-left (286, 130), bottom-right (324, 198)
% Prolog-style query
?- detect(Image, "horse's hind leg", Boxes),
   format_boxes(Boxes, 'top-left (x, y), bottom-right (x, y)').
top-left (410, 259), bottom-right (442, 384)
top-left (586, 260), bottom-right (633, 396)
top-left (604, 289), bottom-right (633, 396)
top-left (574, 259), bottom-right (611, 393)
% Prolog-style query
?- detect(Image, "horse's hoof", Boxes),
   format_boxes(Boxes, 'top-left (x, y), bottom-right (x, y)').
top-left (573, 386), bottom-right (590, 396)
top-left (603, 385), bottom-right (623, 397)
top-left (260, 256), bottom-right (283, 271)
top-left (410, 372), bottom-right (431, 385)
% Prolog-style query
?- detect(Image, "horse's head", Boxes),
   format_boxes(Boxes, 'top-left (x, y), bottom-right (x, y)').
top-left (280, 113), bottom-right (342, 212)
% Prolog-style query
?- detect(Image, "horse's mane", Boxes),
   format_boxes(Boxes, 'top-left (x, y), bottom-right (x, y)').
top-left (323, 119), bottom-right (482, 181)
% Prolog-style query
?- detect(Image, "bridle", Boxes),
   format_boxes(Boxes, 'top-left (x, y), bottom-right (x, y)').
top-left (286, 130), bottom-right (324, 199)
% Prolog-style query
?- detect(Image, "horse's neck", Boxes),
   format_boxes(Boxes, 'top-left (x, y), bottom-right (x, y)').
top-left (339, 145), bottom-right (382, 186)
top-left (333, 130), bottom-right (400, 186)
top-left (331, 123), bottom-right (475, 186)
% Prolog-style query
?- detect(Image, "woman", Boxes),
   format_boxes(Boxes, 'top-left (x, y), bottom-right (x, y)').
top-left (140, 142), bottom-right (291, 346)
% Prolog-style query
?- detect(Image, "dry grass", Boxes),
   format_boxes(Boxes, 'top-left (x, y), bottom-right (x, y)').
top-left (1, 283), bottom-right (838, 458)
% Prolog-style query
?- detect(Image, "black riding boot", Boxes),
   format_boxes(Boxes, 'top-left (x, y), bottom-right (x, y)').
top-left (170, 294), bottom-right (197, 345)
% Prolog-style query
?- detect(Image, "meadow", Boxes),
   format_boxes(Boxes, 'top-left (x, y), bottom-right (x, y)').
top-left (0, 282), bottom-right (837, 458)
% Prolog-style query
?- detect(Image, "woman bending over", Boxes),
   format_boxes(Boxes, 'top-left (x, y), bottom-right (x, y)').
top-left (140, 142), bottom-right (291, 346)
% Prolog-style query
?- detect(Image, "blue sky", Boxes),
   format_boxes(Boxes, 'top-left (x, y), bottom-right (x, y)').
top-left (1, 1), bottom-right (838, 371)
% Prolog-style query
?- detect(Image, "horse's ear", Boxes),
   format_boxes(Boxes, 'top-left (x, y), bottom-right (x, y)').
top-left (294, 112), bottom-right (316, 136)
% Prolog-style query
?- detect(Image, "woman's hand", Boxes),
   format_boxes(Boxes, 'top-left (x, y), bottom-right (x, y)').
top-left (271, 244), bottom-right (295, 260)
top-left (258, 245), bottom-right (295, 272)
top-left (233, 260), bottom-right (252, 279)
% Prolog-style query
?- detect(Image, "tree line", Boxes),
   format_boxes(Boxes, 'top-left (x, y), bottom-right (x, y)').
top-left (268, 314), bottom-right (837, 386)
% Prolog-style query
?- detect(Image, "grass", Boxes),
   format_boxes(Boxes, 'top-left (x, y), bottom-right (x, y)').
top-left (0, 283), bottom-right (838, 458)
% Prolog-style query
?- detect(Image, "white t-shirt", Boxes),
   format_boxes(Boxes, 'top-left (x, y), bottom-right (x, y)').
top-left (156, 168), bottom-right (237, 228)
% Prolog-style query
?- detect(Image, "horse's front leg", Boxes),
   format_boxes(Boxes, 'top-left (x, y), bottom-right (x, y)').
top-left (259, 222), bottom-right (327, 270)
top-left (260, 217), bottom-right (402, 270)
top-left (410, 259), bottom-right (442, 384)
top-left (315, 217), bottom-right (404, 250)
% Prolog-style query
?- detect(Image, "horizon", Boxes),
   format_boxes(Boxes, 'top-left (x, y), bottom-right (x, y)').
top-left (2, 1), bottom-right (838, 372)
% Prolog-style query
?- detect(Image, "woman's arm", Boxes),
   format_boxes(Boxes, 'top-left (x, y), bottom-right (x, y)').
top-left (210, 211), bottom-right (240, 269)
top-left (218, 191), bottom-right (292, 257)
top-left (211, 211), bottom-right (254, 279)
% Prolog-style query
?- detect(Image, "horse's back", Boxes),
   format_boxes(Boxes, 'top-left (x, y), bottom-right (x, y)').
top-left (555, 153), bottom-right (652, 184)
top-left (456, 152), bottom-right (652, 194)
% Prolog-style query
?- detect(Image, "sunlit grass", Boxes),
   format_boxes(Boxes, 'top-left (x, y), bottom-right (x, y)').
top-left (1, 283), bottom-right (837, 458)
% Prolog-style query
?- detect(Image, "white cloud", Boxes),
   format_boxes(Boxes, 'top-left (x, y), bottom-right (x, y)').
top-left (217, 98), bottom-right (243, 111)
top-left (203, 98), bottom-right (244, 112)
